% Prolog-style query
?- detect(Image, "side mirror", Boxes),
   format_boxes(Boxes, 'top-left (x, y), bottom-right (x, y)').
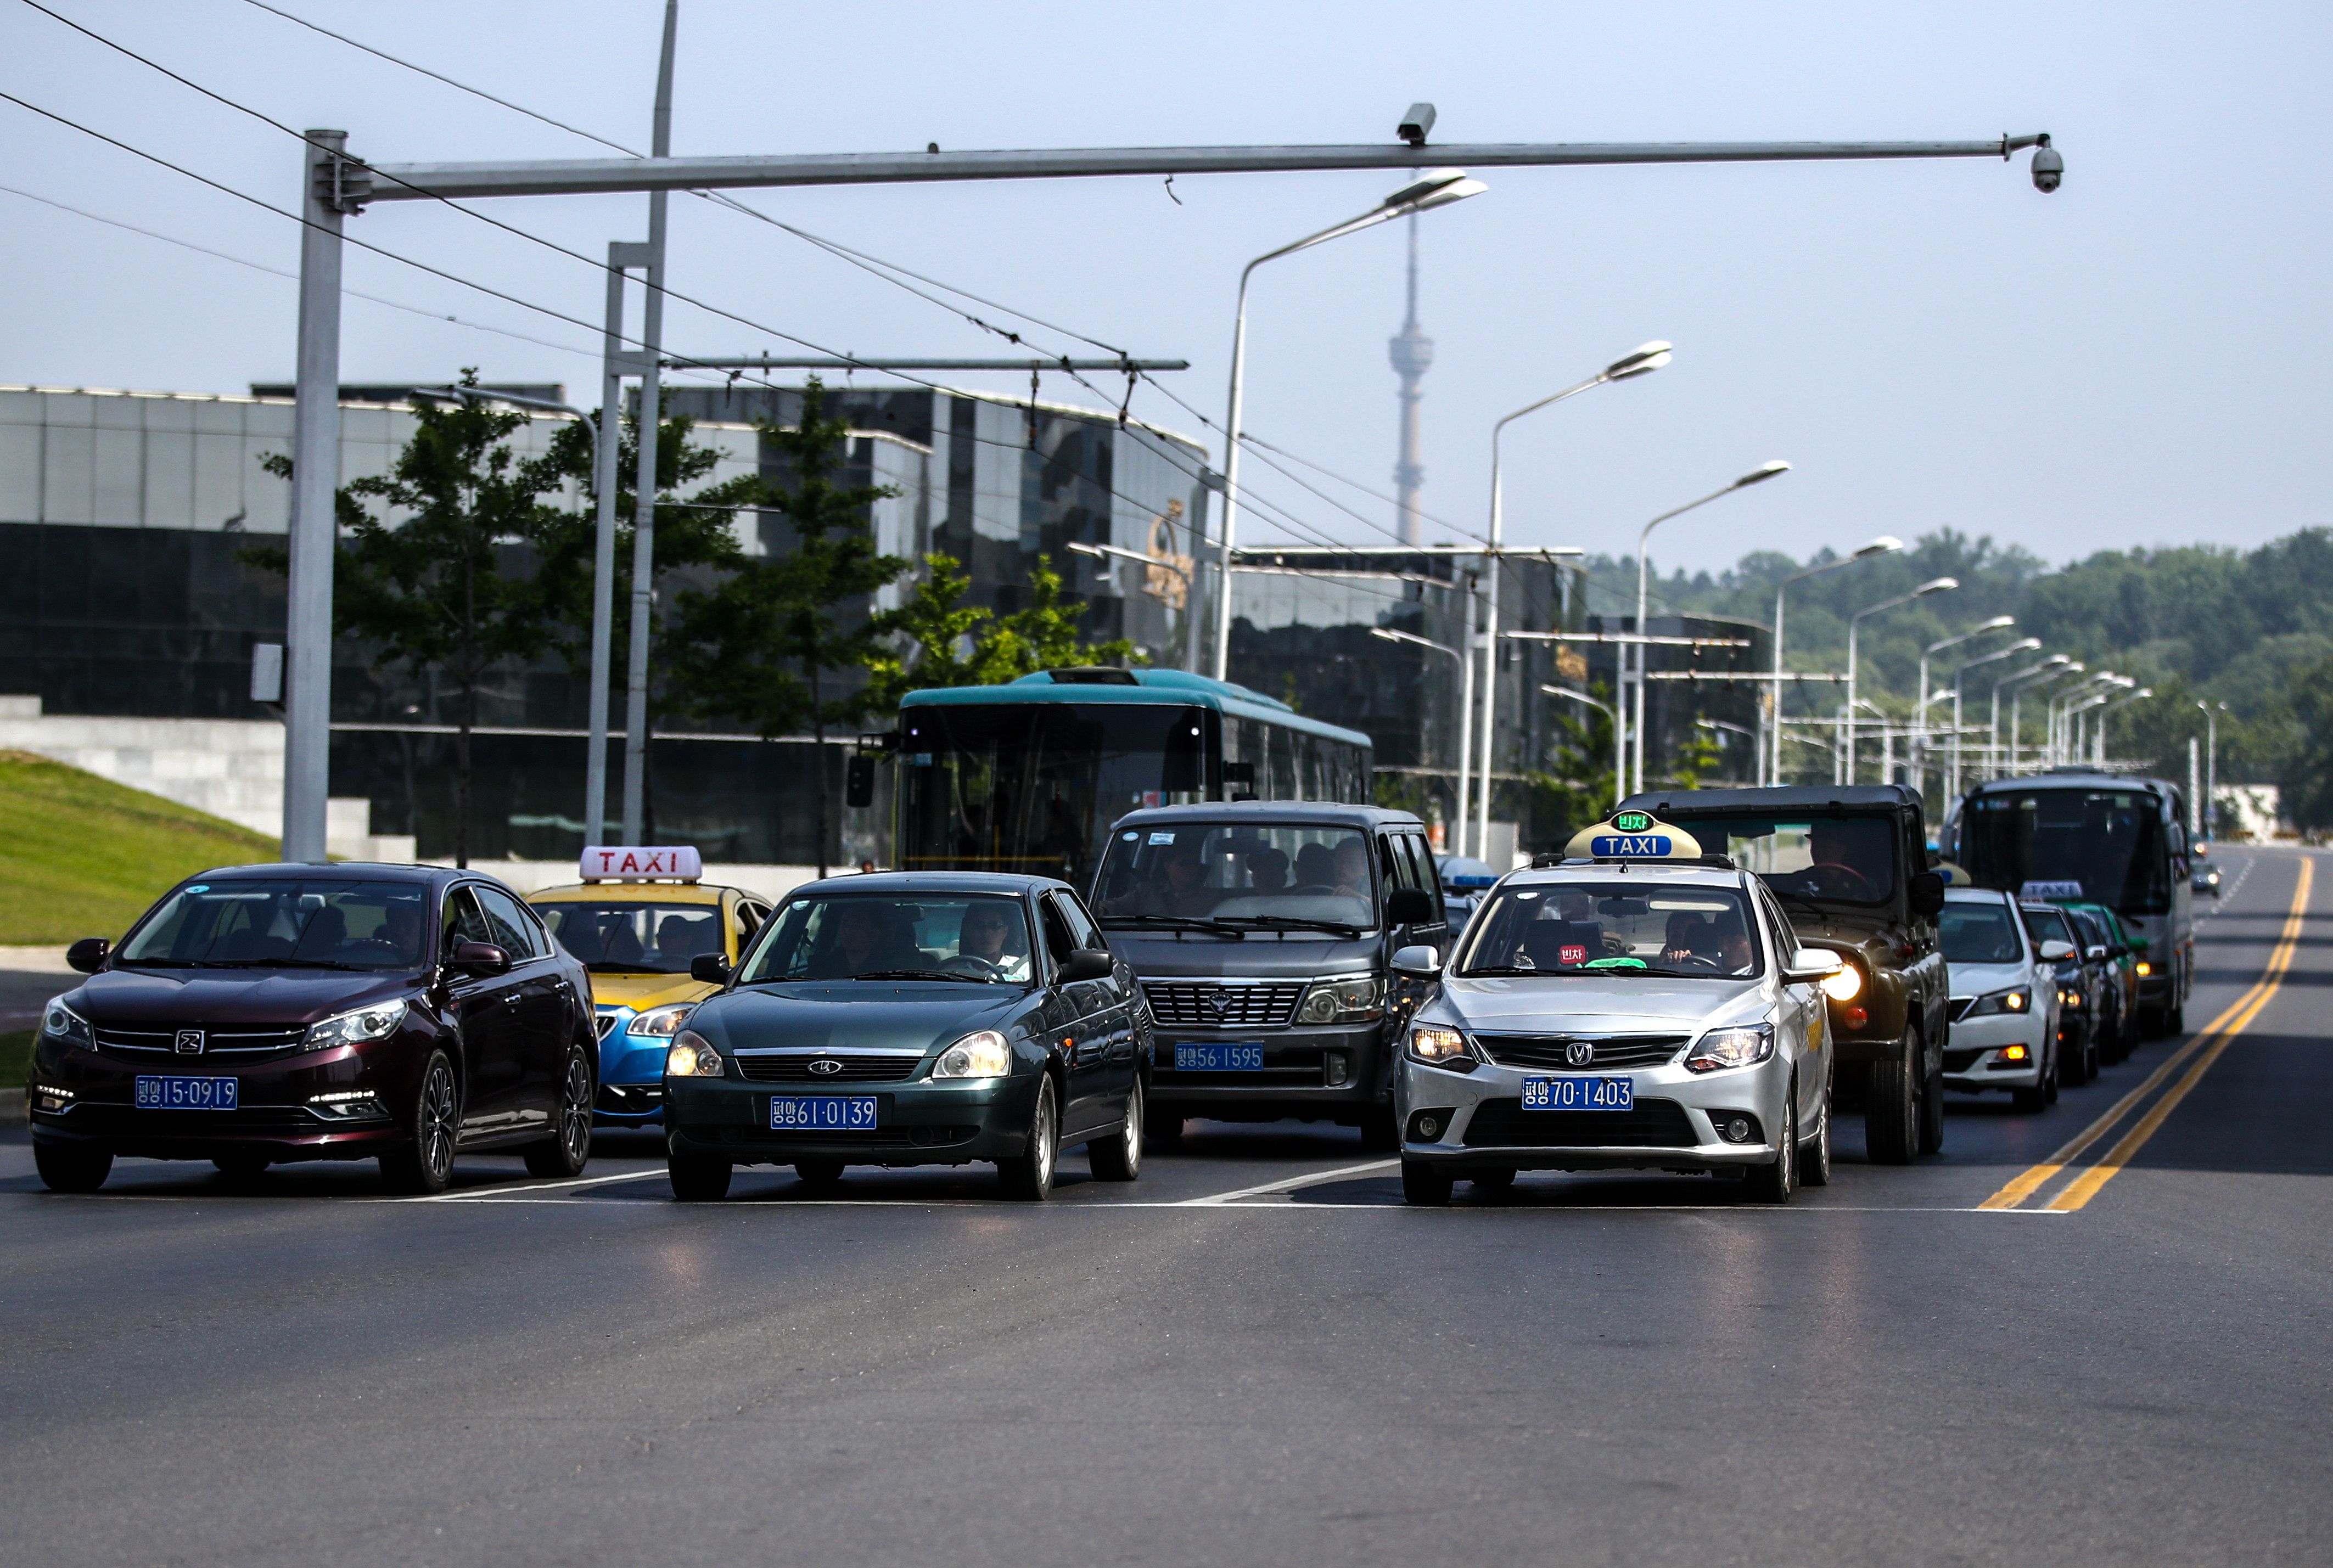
top-left (1384, 887), bottom-right (1438, 927)
top-left (1390, 944), bottom-right (1442, 980)
top-left (2038, 940), bottom-right (2076, 963)
top-left (1784, 948), bottom-right (1844, 985)
top-left (1908, 871), bottom-right (1947, 917)
top-left (1057, 947), bottom-right (1114, 984)
top-left (690, 952), bottom-right (732, 985)
top-left (66, 937), bottom-right (110, 974)
top-left (450, 941), bottom-right (511, 974)
top-left (2085, 945), bottom-right (2108, 963)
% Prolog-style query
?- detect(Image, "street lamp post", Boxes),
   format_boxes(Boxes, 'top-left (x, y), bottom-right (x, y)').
top-left (1374, 624), bottom-right (1472, 850)
top-left (2197, 700), bottom-right (2228, 839)
top-left (1945, 637), bottom-right (2039, 798)
top-left (2094, 687), bottom-right (2153, 763)
top-left (1917, 616), bottom-right (2014, 796)
top-left (2049, 674), bottom-right (2119, 765)
top-left (1843, 577), bottom-right (1958, 783)
top-left (1697, 716), bottom-right (1762, 785)
top-left (1627, 461), bottom-right (1790, 797)
top-left (1213, 170), bottom-right (1487, 681)
top-left (1542, 685), bottom-right (1621, 817)
top-left (1767, 536), bottom-right (1902, 784)
top-left (1473, 341), bottom-right (1672, 857)
top-left (1068, 541), bottom-right (1199, 672)
top-left (2004, 661), bottom-right (2079, 774)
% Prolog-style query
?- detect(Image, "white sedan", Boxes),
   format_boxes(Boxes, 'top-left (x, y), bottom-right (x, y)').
top-left (1938, 886), bottom-right (2068, 1111)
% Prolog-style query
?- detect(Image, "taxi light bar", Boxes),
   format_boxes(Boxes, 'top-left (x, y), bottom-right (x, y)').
top-left (580, 845), bottom-right (703, 884)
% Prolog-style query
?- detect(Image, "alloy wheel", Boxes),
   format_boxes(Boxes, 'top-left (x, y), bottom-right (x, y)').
top-left (559, 1054), bottom-right (592, 1166)
top-left (418, 1060), bottom-right (458, 1183)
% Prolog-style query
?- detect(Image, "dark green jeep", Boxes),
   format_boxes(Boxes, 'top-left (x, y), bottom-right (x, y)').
top-left (1617, 784), bottom-right (1950, 1163)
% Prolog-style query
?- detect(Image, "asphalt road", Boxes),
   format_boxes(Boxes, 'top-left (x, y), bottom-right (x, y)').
top-left (4, 849), bottom-right (2327, 1566)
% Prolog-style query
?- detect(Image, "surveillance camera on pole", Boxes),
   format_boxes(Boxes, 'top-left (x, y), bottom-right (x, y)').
top-left (2031, 137), bottom-right (2063, 193)
top-left (1398, 103), bottom-right (1437, 147)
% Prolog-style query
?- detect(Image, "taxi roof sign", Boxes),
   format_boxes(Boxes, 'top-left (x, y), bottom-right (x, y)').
top-left (580, 845), bottom-right (703, 883)
top-left (1563, 813), bottom-right (1704, 863)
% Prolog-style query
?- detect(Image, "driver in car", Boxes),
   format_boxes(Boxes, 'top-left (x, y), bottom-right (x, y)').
top-left (1114, 841), bottom-right (1221, 919)
top-left (949, 902), bottom-right (1031, 981)
top-left (1801, 819), bottom-right (1883, 899)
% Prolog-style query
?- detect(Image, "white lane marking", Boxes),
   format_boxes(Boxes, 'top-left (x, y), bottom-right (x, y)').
top-left (404, 1166), bottom-right (668, 1203)
top-left (416, 1195), bottom-right (2072, 1215)
top-left (1175, 1159), bottom-right (1400, 1206)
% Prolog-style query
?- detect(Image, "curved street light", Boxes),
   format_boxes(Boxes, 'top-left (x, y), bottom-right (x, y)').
top-left (1373, 625), bottom-right (1473, 842)
top-left (1842, 576), bottom-right (1957, 783)
top-left (1768, 535), bottom-right (1902, 783)
top-left (1942, 636), bottom-right (2040, 797)
top-left (1916, 615), bottom-right (2016, 794)
top-left (1542, 684), bottom-right (1622, 817)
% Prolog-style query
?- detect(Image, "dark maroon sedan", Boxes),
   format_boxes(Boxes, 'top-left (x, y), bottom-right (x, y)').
top-left (27, 864), bottom-right (598, 1194)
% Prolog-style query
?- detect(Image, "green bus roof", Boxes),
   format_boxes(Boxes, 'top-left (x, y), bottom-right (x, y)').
top-left (899, 668), bottom-right (1373, 750)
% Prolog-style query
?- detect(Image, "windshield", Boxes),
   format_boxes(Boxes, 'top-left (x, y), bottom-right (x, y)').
top-left (737, 893), bottom-right (1035, 985)
top-left (1956, 789), bottom-right (2171, 916)
top-left (1661, 812), bottom-right (1899, 908)
top-left (1456, 882), bottom-right (1762, 979)
top-left (119, 880), bottom-right (429, 970)
top-left (535, 901), bottom-right (723, 974)
top-left (1092, 823), bottom-right (1375, 931)
top-left (898, 701), bottom-right (1207, 891)
top-left (1941, 901), bottom-right (2024, 964)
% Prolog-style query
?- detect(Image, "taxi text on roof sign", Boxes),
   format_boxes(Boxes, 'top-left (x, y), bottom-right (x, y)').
top-left (1563, 813), bottom-right (1704, 862)
top-left (580, 845), bottom-right (704, 883)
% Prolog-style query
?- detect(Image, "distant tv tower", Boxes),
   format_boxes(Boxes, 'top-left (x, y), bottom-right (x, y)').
top-left (1387, 213), bottom-right (1432, 546)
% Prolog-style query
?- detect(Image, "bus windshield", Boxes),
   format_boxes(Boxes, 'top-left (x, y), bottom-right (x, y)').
top-left (898, 702), bottom-right (1208, 889)
top-left (1957, 789), bottom-right (2171, 915)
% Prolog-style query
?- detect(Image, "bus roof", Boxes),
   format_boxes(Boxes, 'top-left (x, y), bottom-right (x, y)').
top-left (1964, 769), bottom-right (2177, 803)
top-left (899, 668), bottom-right (1373, 750)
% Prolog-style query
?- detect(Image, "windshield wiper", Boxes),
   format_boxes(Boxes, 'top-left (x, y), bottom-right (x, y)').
top-left (1219, 915), bottom-right (1369, 936)
top-left (1098, 915), bottom-right (1247, 939)
top-left (272, 958), bottom-right (375, 971)
top-left (853, 969), bottom-right (966, 982)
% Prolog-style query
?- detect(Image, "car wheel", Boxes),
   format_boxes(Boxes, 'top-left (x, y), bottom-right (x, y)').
top-left (999, 1077), bottom-right (1058, 1201)
top-left (1470, 1166), bottom-right (1517, 1193)
top-left (379, 1050), bottom-right (460, 1195)
top-left (212, 1151), bottom-right (271, 1178)
top-left (669, 1149), bottom-right (732, 1201)
top-left (1865, 1039), bottom-right (1918, 1165)
top-left (34, 1141), bottom-right (111, 1194)
top-left (523, 1046), bottom-right (595, 1178)
top-left (1916, 1032), bottom-right (1945, 1156)
top-left (1089, 1076), bottom-right (1143, 1182)
top-left (794, 1159), bottom-right (845, 1189)
top-left (1400, 1159), bottom-right (1453, 1206)
top-left (1358, 1104), bottom-right (1399, 1153)
top-left (1746, 1089), bottom-right (1797, 1204)
top-left (1800, 1093), bottom-right (1833, 1187)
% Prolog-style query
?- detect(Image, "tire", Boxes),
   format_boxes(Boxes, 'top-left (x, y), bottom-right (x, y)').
top-left (1400, 1159), bottom-right (1453, 1206)
top-left (1916, 1031), bottom-right (1945, 1156)
top-left (35, 1141), bottom-right (111, 1194)
top-left (999, 1077), bottom-right (1058, 1201)
top-left (1470, 1166), bottom-right (1517, 1192)
top-left (794, 1159), bottom-right (845, 1189)
top-left (1800, 1092), bottom-right (1833, 1187)
top-left (669, 1150), bottom-right (732, 1201)
top-left (523, 1046), bottom-right (595, 1178)
top-left (1358, 1103), bottom-right (1399, 1153)
top-left (1089, 1076), bottom-right (1144, 1182)
top-left (212, 1151), bottom-right (271, 1178)
top-left (379, 1050), bottom-right (460, 1195)
top-left (1746, 1090), bottom-right (1797, 1204)
top-left (1865, 1041), bottom-right (1919, 1166)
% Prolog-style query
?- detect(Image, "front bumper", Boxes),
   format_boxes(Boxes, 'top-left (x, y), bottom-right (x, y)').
top-left (595, 1015), bottom-right (673, 1126)
top-left (1395, 1054), bottom-right (1790, 1173)
top-left (664, 1072), bottom-right (1044, 1167)
top-left (1941, 1013), bottom-right (2047, 1090)
top-left (1148, 1022), bottom-right (1389, 1120)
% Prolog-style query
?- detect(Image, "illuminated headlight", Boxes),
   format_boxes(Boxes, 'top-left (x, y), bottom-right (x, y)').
top-left (2060, 988), bottom-right (2083, 1008)
top-left (32, 1083), bottom-right (74, 1113)
top-left (1685, 1023), bottom-right (1775, 1074)
top-left (2134, 960), bottom-right (2153, 977)
top-left (1969, 986), bottom-right (2031, 1016)
top-left (1994, 1043), bottom-right (2031, 1065)
top-left (302, 999), bottom-right (408, 1051)
top-left (41, 997), bottom-right (94, 1049)
top-left (307, 1089), bottom-right (389, 1120)
top-left (1407, 1025), bottom-right (1472, 1065)
top-left (665, 1029), bottom-right (724, 1077)
top-left (1297, 976), bottom-right (1383, 1024)
top-left (626, 1003), bottom-right (694, 1038)
top-left (1819, 963), bottom-right (1864, 1003)
top-left (932, 1029), bottom-right (1012, 1080)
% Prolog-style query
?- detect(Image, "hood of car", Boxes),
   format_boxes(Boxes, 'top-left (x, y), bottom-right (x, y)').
top-left (1103, 932), bottom-right (1380, 981)
top-left (1437, 974), bottom-right (1764, 1035)
top-left (587, 972), bottom-right (716, 1011)
top-left (72, 965), bottom-right (419, 1026)
top-left (687, 983), bottom-right (1029, 1053)
top-left (1948, 962), bottom-right (2030, 995)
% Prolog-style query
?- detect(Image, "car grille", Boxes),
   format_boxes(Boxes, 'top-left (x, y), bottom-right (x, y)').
top-left (1156, 1044), bottom-right (1328, 1089)
top-left (1140, 982), bottom-right (1304, 1029)
top-left (1462, 1098), bottom-right (1697, 1148)
top-left (1474, 1033), bottom-right (1690, 1070)
top-left (93, 1026), bottom-right (308, 1056)
top-left (66, 1104), bottom-right (320, 1135)
top-left (1942, 1048), bottom-right (1985, 1074)
top-left (740, 1122), bottom-right (978, 1148)
top-left (735, 1054), bottom-right (924, 1083)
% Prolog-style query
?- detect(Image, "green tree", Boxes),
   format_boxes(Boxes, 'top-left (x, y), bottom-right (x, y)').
top-left (246, 374), bottom-right (563, 867)
top-left (2276, 654), bottom-right (2333, 833)
top-left (963, 552), bottom-right (1139, 685)
top-left (661, 380), bottom-right (906, 876)
top-left (862, 548), bottom-right (1141, 712)
top-left (1525, 684), bottom-right (1618, 850)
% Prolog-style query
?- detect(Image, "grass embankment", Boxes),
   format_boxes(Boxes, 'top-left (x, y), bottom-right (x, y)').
top-left (0, 750), bottom-right (277, 945)
top-left (1, 1030), bottom-right (27, 1088)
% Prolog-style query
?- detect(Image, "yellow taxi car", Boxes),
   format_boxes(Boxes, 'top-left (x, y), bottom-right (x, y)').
top-left (527, 848), bottom-right (772, 1127)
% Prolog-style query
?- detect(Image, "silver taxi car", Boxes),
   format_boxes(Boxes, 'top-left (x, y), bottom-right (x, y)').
top-left (1392, 813), bottom-right (1847, 1205)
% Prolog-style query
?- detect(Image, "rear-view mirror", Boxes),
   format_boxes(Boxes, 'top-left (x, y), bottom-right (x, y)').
top-left (1908, 870), bottom-right (1947, 916)
top-left (1784, 948), bottom-right (1844, 984)
top-left (1390, 944), bottom-right (1442, 980)
top-left (2038, 940), bottom-right (2076, 962)
top-left (1385, 887), bottom-right (1438, 926)
top-left (1057, 948), bottom-right (1114, 984)
top-left (66, 937), bottom-right (110, 974)
top-left (451, 941), bottom-right (511, 974)
top-left (2085, 945), bottom-right (2108, 962)
top-left (691, 952), bottom-right (732, 985)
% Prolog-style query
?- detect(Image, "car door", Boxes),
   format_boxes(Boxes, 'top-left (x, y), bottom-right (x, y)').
top-left (441, 886), bottom-right (528, 1139)
top-left (1056, 889), bottom-right (1137, 1121)
top-left (1038, 894), bottom-right (1112, 1137)
top-left (473, 883), bottom-right (570, 1132)
top-left (1759, 885), bottom-right (1822, 1131)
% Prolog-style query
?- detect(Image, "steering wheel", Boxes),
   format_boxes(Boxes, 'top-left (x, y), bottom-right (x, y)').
top-left (937, 953), bottom-right (1005, 980)
top-left (1663, 948), bottom-right (1723, 972)
top-left (1800, 861), bottom-right (1881, 899)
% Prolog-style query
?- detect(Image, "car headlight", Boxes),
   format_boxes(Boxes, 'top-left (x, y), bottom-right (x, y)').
top-left (1969, 986), bottom-right (2031, 1016)
top-left (2059, 988), bottom-right (2083, 1008)
top-left (302, 999), bottom-right (408, 1050)
top-left (1407, 1025), bottom-right (1472, 1065)
top-left (2134, 960), bottom-right (2152, 977)
top-left (1685, 1022), bottom-right (1775, 1074)
top-left (1819, 962), bottom-right (1864, 1003)
top-left (665, 1029), bottom-right (724, 1077)
top-left (1297, 976), bottom-right (1383, 1024)
top-left (932, 1029), bottom-right (1012, 1080)
top-left (626, 1003), bottom-right (694, 1038)
top-left (41, 997), bottom-right (93, 1049)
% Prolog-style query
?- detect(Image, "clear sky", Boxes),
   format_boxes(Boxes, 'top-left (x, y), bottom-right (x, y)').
top-left (2, 1), bottom-right (2325, 575)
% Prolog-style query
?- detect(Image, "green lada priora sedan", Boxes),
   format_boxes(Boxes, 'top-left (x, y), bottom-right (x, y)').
top-left (663, 873), bottom-right (1149, 1201)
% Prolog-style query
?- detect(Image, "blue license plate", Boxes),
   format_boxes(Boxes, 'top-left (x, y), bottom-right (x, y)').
top-left (135, 1075), bottom-right (240, 1110)
top-left (1175, 1043), bottom-right (1264, 1071)
top-left (768, 1095), bottom-right (878, 1131)
top-left (1520, 1076), bottom-right (1634, 1111)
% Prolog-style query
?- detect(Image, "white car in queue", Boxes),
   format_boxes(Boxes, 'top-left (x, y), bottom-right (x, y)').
top-left (1392, 812), bottom-right (1848, 1206)
top-left (1939, 886), bottom-right (2068, 1112)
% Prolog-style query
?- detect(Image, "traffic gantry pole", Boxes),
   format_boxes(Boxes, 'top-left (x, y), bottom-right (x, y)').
top-left (282, 122), bottom-right (2061, 852)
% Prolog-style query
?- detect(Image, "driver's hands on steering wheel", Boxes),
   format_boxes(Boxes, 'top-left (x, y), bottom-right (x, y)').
top-left (1802, 860), bottom-right (1881, 898)
top-left (938, 953), bottom-right (1003, 979)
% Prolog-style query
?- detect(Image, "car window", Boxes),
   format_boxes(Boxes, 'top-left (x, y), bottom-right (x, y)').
top-left (443, 889), bottom-right (494, 957)
top-left (736, 893), bottom-right (1034, 984)
top-left (1404, 835), bottom-right (1443, 899)
top-left (1039, 897), bottom-right (1079, 970)
top-left (2020, 906), bottom-right (2077, 952)
top-left (472, 886), bottom-right (545, 958)
top-left (116, 879), bottom-right (431, 971)
top-left (1457, 883), bottom-right (1762, 979)
top-left (737, 901), bottom-right (767, 939)
top-left (1941, 900), bottom-right (2024, 964)
top-left (1054, 893), bottom-right (1104, 951)
top-left (1093, 822), bottom-right (1376, 931)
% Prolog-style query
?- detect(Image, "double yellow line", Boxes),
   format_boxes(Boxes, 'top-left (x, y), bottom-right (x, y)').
top-left (1979, 856), bottom-right (2313, 1213)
